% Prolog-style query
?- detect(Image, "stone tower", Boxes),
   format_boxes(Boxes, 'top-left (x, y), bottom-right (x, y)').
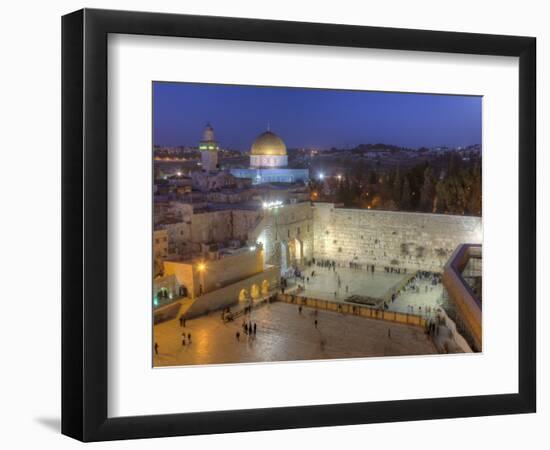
top-left (198, 123), bottom-right (219, 171)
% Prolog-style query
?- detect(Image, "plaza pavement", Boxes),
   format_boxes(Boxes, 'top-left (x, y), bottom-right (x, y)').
top-left (299, 266), bottom-right (407, 302)
top-left (153, 301), bottom-right (437, 367)
top-left (387, 280), bottom-right (444, 314)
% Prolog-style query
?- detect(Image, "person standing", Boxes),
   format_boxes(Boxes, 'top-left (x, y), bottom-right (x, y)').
top-left (254, 322), bottom-right (257, 335)
top-left (187, 333), bottom-right (192, 344)
top-left (154, 342), bottom-right (159, 355)
top-left (314, 319), bottom-right (318, 328)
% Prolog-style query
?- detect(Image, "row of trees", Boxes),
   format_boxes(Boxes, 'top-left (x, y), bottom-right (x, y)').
top-left (310, 152), bottom-right (482, 216)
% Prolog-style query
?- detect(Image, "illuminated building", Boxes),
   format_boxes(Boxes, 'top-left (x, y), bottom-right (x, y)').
top-left (230, 129), bottom-right (309, 184)
top-left (199, 123), bottom-right (219, 171)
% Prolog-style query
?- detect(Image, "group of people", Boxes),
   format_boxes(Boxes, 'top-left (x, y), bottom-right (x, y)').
top-left (178, 315), bottom-right (192, 346)
top-left (385, 270), bottom-right (444, 317)
top-left (383, 266), bottom-right (407, 274)
top-left (348, 261), bottom-right (376, 272)
top-left (402, 271), bottom-right (442, 294)
top-left (311, 258), bottom-right (337, 270)
top-left (298, 304), bottom-right (319, 328)
top-left (236, 320), bottom-right (257, 341)
top-left (307, 258), bottom-right (381, 273)
top-left (427, 317), bottom-right (442, 336)
top-left (181, 331), bottom-right (192, 346)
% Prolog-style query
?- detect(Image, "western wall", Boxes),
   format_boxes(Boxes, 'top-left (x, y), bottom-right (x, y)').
top-left (312, 202), bottom-right (482, 273)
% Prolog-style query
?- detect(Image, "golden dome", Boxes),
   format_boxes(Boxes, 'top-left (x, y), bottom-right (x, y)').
top-left (250, 131), bottom-right (287, 156)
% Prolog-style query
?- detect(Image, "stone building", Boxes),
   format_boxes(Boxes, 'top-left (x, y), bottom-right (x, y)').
top-left (153, 228), bottom-right (169, 277)
top-left (162, 244), bottom-right (279, 318)
top-left (198, 123), bottom-right (219, 171)
top-left (249, 202), bottom-right (314, 275)
top-left (230, 129), bottom-right (309, 184)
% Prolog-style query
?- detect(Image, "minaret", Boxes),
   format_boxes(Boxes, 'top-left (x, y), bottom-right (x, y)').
top-left (198, 123), bottom-right (219, 171)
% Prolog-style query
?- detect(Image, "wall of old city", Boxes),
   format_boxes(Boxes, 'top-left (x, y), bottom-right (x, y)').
top-left (163, 247), bottom-right (265, 298)
top-left (158, 207), bottom-right (261, 257)
top-left (182, 265), bottom-right (280, 319)
top-left (254, 202), bottom-right (314, 270)
top-left (312, 203), bottom-right (482, 273)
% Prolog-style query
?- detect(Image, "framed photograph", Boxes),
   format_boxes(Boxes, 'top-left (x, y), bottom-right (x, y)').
top-left (61, 8), bottom-right (536, 442)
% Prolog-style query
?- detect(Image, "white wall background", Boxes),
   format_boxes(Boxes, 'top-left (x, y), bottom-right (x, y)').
top-left (0, 0), bottom-right (546, 448)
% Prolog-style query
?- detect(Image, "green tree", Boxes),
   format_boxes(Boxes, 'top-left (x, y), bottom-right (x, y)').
top-left (401, 177), bottom-right (412, 210)
top-left (419, 167), bottom-right (435, 212)
top-left (392, 169), bottom-right (402, 204)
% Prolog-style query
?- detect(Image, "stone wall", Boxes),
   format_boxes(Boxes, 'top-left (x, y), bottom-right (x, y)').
top-left (254, 202), bottom-right (314, 270)
top-left (182, 265), bottom-right (280, 319)
top-left (312, 203), bottom-right (482, 272)
top-left (164, 247), bottom-right (265, 298)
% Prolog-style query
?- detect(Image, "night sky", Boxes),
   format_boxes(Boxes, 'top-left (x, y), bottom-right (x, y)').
top-left (153, 82), bottom-right (482, 150)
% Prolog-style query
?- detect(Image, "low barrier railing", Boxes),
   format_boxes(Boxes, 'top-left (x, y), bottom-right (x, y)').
top-left (277, 292), bottom-right (426, 328)
top-left (381, 270), bottom-right (419, 304)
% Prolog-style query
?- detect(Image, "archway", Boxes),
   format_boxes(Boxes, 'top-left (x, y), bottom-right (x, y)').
top-left (287, 238), bottom-right (303, 265)
top-left (157, 287), bottom-right (169, 299)
top-left (280, 241), bottom-right (290, 274)
top-left (238, 288), bottom-right (249, 303)
top-left (250, 284), bottom-right (260, 299)
top-left (261, 279), bottom-right (270, 295)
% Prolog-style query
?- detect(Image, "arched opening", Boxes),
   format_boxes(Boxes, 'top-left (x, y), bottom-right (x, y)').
top-left (178, 285), bottom-right (188, 297)
top-left (238, 288), bottom-right (249, 303)
top-left (250, 284), bottom-right (260, 299)
top-left (157, 287), bottom-right (169, 299)
top-left (280, 241), bottom-right (289, 274)
top-left (261, 279), bottom-right (270, 295)
top-left (287, 238), bottom-right (303, 265)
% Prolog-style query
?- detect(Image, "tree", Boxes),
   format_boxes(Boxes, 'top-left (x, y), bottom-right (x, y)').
top-left (392, 169), bottom-right (402, 205)
top-left (400, 177), bottom-right (412, 210)
top-left (419, 167), bottom-right (435, 212)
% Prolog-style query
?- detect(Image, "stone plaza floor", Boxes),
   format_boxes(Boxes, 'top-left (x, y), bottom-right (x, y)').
top-left (299, 266), bottom-right (407, 302)
top-left (153, 301), bottom-right (437, 367)
top-left (299, 266), bottom-right (445, 316)
top-left (387, 280), bottom-right (444, 315)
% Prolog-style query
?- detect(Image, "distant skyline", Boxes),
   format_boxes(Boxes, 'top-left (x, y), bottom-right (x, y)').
top-left (153, 82), bottom-right (482, 150)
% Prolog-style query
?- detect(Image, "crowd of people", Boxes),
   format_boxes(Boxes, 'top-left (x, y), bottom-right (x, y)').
top-left (402, 271), bottom-right (442, 293)
top-left (386, 270), bottom-right (443, 314)
top-left (236, 319), bottom-right (257, 341)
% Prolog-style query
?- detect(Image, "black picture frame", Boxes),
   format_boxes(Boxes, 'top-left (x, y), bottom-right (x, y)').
top-left (61, 8), bottom-right (536, 442)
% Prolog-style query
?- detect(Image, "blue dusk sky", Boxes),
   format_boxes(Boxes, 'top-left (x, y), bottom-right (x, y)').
top-left (153, 82), bottom-right (482, 150)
